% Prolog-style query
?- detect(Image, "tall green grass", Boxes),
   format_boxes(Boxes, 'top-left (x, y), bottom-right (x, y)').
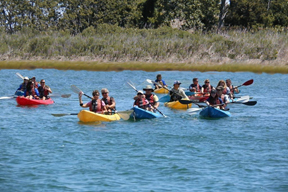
top-left (1, 61), bottom-right (287, 74)
top-left (0, 25), bottom-right (288, 73)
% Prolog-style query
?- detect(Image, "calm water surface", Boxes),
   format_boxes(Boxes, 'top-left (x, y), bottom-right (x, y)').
top-left (0, 69), bottom-right (287, 191)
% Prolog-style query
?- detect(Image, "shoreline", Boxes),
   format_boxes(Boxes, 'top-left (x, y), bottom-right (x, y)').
top-left (0, 60), bottom-right (288, 74)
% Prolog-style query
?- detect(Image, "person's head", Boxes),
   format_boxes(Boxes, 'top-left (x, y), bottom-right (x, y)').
top-left (226, 79), bottom-right (231, 86)
top-left (143, 85), bottom-right (154, 94)
top-left (217, 80), bottom-right (226, 88)
top-left (156, 74), bottom-right (162, 80)
top-left (210, 89), bottom-right (217, 98)
top-left (26, 81), bottom-right (33, 90)
top-left (24, 77), bottom-right (29, 83)
top-left (101, 88), bottom-right (109, 98)
top-left (31, 76), bottom-right (36, 82)
top-left (137, 90), bottom-right (144, 98)
top-left (204, 79), bottom-right (210, 85)
top-left (216, 86), bottom-right (224, 96)
top-left (40, 79), bottom-right (45, 86)
top-left (92, 90), bottom-right (100, 99)
top-left (193, 78), bottom-right (198, 84)
top-left (173, 80), bottom-right (181, 88)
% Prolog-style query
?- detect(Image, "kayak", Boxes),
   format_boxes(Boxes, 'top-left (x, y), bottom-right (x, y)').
top-left (154, 87), bottom-right (169, 94)
top-left (188, 93), bottom-right (209, 102)
top-left (159, 92), bottom-right (203, 102)
top-left (131, 106), bottom-right (162, 119)
top-left (77, 110), bottom-right (121, 122)
top-left (199, 106), bottom-right (231, 118)
top-left (16, 96), bottom-right (54, 105)
top-left (164, 100), bottom-right (192, 109)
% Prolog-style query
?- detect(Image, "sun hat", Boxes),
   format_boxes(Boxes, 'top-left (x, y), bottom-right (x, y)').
top-left (24, 77), bottom-right (29, 80)
top-left (173, 80), bottom-right (181, 85)
top-left (143, 85), bottom-right (154, 91)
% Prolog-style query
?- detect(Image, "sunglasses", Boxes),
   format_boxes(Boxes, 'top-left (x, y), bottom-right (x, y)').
top-left (41, 82), bottom-right (45, 83)
top-left (102, 92), bottom-right (108, 94)
top-left (205, 82), bottom-right (209, 83)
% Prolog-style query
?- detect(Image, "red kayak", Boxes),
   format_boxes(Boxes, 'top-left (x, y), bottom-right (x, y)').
top-left (16, 96), bottom-right (54, 105)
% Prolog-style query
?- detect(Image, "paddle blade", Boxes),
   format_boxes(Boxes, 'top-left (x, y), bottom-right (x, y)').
top-left (71, 85), bottom-right (83, 94)
top-left (61, 94), bottom-right (71, 98)
top-left (0, 96), bottom-right (14, 100)
top-left (242, 79), bottom-right (253, 86)
top-left (179, 100), bottom-right (193, 104)
top-left (146, 79), bottom-right (153, 84)
top-left (187, 108), bottom-right (202, 113)
top-left (117, 110), bottom-right (133, 120)
top-left (242, 101), bottom-right (257, 106)
top-left (16, 72), bottom-right (24, 80)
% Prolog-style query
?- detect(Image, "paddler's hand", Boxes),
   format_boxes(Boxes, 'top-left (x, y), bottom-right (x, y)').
top-left (78, 92), bottom-right (83, 98)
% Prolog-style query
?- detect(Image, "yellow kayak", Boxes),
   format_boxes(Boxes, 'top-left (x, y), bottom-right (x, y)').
top-left (77, 110), bottom-right (121, 122)
top-left (164, 100), bottom-right (192, 109)
top-left (154, 87), bottom-right (169, 94)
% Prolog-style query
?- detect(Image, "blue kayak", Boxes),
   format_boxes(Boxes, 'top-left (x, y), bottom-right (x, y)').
top-left (199, 106), bottom-right (231, 118)
top-left (131, 106), bottom-right (162, 119)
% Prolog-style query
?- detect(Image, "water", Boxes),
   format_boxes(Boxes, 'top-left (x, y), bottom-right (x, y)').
top-left (0, 69), bottom-right (287, 191)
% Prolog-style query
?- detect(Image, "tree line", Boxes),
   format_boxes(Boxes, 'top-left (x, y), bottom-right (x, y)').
top-left (1, 0), bottom-right (288, 34)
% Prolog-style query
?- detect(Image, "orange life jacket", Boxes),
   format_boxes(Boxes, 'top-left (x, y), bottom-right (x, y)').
top-left (145, 94), bottom-right (155, 106)
top-left (134, 98), bottom-right (148, 109)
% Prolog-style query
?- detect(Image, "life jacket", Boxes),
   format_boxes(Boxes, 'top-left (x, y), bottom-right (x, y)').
top-left (34, 82), bottom-right (39, 89)
top-left (89, 99), bottom-right (102, 112)
top-left (145, 94), bottom-right (155, 106)
top-left (102, 96), bottom-right (115, 110)
top-left (169, 90), bottom-right (182, 101)
top-left (208, 96), bottom-right (221, 105)
top-left (229, 85), bottom-right (234, 94)
top-left (26, 88), bottom-right (36, 97)
top-left (222, 88), bottom-right (228, 94)
top-left (190, 84), bottom-right (200, 92)
top-left (134, 98), bottom-right (148, 109)
top-left (38, 86), bottom-right (49, 98)
top-left (203, 85), bottom-right (211, 93)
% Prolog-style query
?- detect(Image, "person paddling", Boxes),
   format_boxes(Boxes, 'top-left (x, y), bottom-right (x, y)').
top-left (79, 90), bottom-right (106, 113)
top-left (189, 78), bottom-right (202, 93)
top-left (216, 80), bottom-right (230, 96)
top-left (143, 85), bottom-right (159, 111)
top-left (133, 90), bottom-right (151, 111)
top-left (226, 79), bottom-right (239, 98)
top-left (216, 86), bottom-right (230, 109)
top-left (169, 80), bottom-right (189, 102)
top-left (101, 88), bottom-right (116, 114)
top-left (154, 74), bottom-right (167, 89)
top-left (205, 89), bottom-right (224, 110)
top-left (38, 79), bottom-right (52, 100)
top-left (15, 76), bottom-right (29, 93)
top-left (24, 81), bottom-right (40, 99)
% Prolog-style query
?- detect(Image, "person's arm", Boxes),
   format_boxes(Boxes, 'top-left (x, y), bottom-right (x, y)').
top-left (79, 92), bottom-right (89, 108)
top-left (153, 95), bottom-right (159, 108)
top-left (108, 97), bottom-right (116, 109)
top-left (34, 89), bottom-right (40, 99)
top-left (180, 89), bottom-right (189, 100)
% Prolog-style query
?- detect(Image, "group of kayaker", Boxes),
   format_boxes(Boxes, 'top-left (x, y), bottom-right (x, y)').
top-left (153, 74), bottom-right (240, 110)
top-left (16, 76), bottom-right (52, 100)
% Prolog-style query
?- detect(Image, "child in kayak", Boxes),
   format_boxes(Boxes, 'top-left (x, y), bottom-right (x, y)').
top-left (134, 90), bottom-right (151, 111)
top-left (79, 90), bottom-right (106, 113)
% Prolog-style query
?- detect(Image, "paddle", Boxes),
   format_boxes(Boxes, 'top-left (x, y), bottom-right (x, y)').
top-left (126, 80), bottom-right (167, 118)
top-left (0, 96), bottom-right (14, 100)
top-left (178, 99), bottom-right (207, 108)
top-left (235, 79), bottom-right (254, 88)
top-left (71, 85), bottom-right (93, 99)
top-left (16, 72), bottom-right (24, 80)
top-left (179, 98), bottom-right (256, 106)
top-left (52, 113), bottom-right (78, 117)
top-left (71, 85), bottom-right (132, 120)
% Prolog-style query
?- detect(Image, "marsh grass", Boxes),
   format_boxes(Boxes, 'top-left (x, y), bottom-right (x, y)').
top-left (1, 60), bottom-right (287, 74)
top-left (1, 25), bottom-right (288, 73)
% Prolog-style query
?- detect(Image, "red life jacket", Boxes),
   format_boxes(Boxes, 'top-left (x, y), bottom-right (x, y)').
top-left (229, 86), bottom-right (234, 94)
top-left (204, 85), bottom-right (211, 93)
top-left (134, 98), bottom-right (148, 109)
top-left (145, 94), bottom-right (155, 106)
top-left (89, 99), bottom-right (102, 112)
top-left (38, 86), bottom-right (49, 98)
